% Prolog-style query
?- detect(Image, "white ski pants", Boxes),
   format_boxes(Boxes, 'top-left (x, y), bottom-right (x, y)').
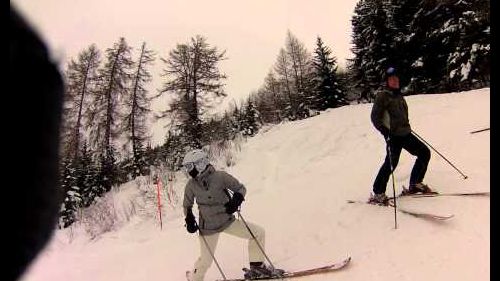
top-left (191, 219), bottom-right (266, 281)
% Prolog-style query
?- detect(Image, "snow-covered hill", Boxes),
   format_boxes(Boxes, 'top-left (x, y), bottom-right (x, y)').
top-left (21, 88), bottom-right (490, 281)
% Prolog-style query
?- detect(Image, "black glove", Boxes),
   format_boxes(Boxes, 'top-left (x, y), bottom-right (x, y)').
top-left (380, 127), bottom-right (391, 142)
top-left (185, 208), bottom-right (198, 233)
top-left (224, 192), bottom-right (244, 214)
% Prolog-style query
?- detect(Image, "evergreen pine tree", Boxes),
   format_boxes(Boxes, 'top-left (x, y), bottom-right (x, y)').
top-left (240, 100), bottom-right (260, 137)
top-left (98, 146), bottom-right (118, 193)
top-left (385, 0), bottom-right (421, 88)
top-left (350, 0), bottom-right (394, 101)
top-left (59, 159), bottom-right (81, 228)
top-left (445, 0), bottom-right (490, 90)
top-left (163, 131), bottom-right (187, 171)
top-left (312, 36), bottom-right (347, 110)
top-left (77, 142), bottom-right (99, 207)
top-left (262, 70), bottom-right (285, 122)
top-left (396, 0), bottom-right (488, 93)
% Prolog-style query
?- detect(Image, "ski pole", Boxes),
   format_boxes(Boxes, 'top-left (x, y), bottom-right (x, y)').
top-left (411, 130), bottom-right (468, 179)
top-left (470, 128), bottom-right (490, 134)
top-left (236, 210), bottom-right (277, 271)
top-left (196, 216), bottom-right (227, 280)
top-left (386, 137), bottom-right (398, 229)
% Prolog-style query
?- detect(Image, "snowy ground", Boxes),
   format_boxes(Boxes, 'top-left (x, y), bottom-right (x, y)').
top-left (20, 88), bottom-right (490, 281)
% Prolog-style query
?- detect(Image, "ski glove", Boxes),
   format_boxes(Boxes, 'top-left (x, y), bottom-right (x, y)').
top-left (225, 192), bottom-right (245, 214)
top-left (380, 127), bottom-right (390, 139)
top-left (185, 208), bottom-right (198, 233)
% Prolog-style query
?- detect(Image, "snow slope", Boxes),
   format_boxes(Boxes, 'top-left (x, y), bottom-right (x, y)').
top-left (20, 88), bottom-right (490, 281)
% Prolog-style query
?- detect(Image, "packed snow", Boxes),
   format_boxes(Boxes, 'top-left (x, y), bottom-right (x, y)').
top-left (20, 88), bottom-right (489, 281)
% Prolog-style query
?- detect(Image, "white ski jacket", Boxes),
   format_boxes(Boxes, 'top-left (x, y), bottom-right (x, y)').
top-left (183, 165), bottom-right (246, 235)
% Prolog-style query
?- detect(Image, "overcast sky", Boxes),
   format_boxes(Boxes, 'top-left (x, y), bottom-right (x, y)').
top-left (13, 0), bottom-right (358, 97)
top-left (12, 0), bottom-right (358, 143)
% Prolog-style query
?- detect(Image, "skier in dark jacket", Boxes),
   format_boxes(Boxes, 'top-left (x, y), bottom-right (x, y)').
top-left (369, 67), bottom-right (435, 204)
top-left (182, 149), bottom-right (284, 281)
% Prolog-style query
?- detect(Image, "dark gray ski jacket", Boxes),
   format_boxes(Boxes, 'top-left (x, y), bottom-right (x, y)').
top-left (371, 89), bottom-right (412, 137)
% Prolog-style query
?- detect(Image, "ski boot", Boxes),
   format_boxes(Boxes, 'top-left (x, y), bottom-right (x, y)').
top-left (368, 193), bottom-right (389, 206)
top-left (243, 263), bottom-right (285, 279)
top-left (401, 183), bottom-right (437, 196)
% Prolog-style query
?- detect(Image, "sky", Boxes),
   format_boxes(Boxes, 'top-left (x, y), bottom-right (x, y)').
top-left (20, 88), bottom-right (490, 281)
top-left (12, 0), bottom-right (358, 111)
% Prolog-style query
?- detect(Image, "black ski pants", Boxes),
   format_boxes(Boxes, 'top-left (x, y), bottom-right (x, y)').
top-left (373, 133), bottom-right (431, 195)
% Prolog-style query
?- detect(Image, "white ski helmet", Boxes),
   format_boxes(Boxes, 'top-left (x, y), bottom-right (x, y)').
top-left (182, 149), bottom-right (210, 173)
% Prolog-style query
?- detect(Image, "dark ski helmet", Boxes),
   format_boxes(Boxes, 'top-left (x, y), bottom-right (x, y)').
top-left (385, 66), bottom-right (400, 89)
top-left (386, 66), bottom-right (396, 76)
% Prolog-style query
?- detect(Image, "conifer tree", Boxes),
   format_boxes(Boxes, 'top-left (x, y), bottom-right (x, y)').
top-left (240, 99), bottom-right (260, 137)
top-left (59, 159), bottom-right (80, 228)
top-left (123, 42), bottom-right (155, 177)
top-left (89, 37), bottom-right (133, 192)
top-left (157, 35), bottom-right (227, 149)
top-left (62, 44), bottom-right (101, 160)
top-left (312, 36), bottom-right (346, 110)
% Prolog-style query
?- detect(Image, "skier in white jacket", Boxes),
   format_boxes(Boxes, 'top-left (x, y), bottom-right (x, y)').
top-left (182, 149), bottom-right (283, 281)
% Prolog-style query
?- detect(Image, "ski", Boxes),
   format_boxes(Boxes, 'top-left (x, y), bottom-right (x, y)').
top-left (346, 200), bottom-right (454, 221)
top-left (392, 189), bottom-right (490, 199)
top-left (216, 256), bottom-right (351, 281)
top-left (400, 191), bottom-right (489, 198)
top-left (387, 200), bottom-right (454, 220)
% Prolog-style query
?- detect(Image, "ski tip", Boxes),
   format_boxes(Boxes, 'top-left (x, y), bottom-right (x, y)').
top-left (334, 256), bottom-right (352, 266)
top-left (427, 214), bottom-right (454, 221)
top-left (441, 214), bottom-right (455, 220)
